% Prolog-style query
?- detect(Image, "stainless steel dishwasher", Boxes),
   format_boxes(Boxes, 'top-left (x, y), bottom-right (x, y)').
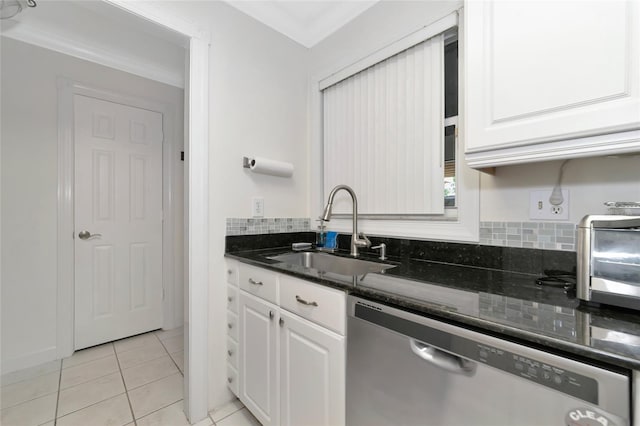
top-left (347, 296), bottom-right (631, 426)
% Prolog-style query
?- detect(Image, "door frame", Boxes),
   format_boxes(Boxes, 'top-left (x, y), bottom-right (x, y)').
top-left (57, 79), bottom-right (179, 354)
top-left (56, 2), bottom-right (211, 421)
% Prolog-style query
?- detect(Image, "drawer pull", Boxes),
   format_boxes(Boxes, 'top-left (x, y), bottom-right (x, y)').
top-left (248, 278), bottom-right (263, 286)
top-left (228, 323), bottom-right (233, 329)
top-left (228, 377), bottom-right (233, 383)
top-left (228, 350), bottom-right (233, 356)
top-left (295, 295), bottom-right (318, 307)
top-left (279, 318), bottom-right (284, 327)
top-left (228, 296), bottom-right (233, 302)
top-left (269, 310), bottom-right (274, 320)
top-left (227, 269), bottom-right (232, 274)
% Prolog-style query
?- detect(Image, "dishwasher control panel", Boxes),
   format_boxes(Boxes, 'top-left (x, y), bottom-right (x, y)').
top-left (476, 343), bottom-right (598, 403)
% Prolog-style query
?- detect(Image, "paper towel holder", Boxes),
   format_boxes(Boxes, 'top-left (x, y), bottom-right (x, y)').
top-left (242, 156), bottom-right (294, 178)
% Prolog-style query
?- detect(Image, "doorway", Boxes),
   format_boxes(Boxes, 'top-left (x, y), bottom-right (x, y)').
top-left (58, 72), bottom-right (183, 349)
top-left (72, 2), bottom-right (211, 421)
top-left (72, 92), bottom-right (165, 350)
top-left (0, 0), bottom-right (209, 421)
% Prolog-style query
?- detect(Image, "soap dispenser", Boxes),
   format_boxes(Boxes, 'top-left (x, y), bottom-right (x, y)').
top-left (316, 219), bottom-right (326, 248)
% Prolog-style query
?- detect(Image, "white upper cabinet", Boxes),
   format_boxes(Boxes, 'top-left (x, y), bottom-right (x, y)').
top-left (464, 0), bottom-right (640, 168)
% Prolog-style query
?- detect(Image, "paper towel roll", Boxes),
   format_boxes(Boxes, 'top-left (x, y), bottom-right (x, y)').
top-left (249, 157), bottom-right (294, 177)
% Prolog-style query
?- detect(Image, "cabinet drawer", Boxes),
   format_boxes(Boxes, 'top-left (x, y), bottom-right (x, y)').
top-left (226, 260), bottom-right (239, 286)
top-left (280, 275), bottom-right (346, 335)
top-left (227, 285), bottom-right (238, 314)
top-left (227, 337), bottom-right (238, 368)
top-left (227, 311), bottom-right (239, 341)
top-left (239, 264), bottom-right (278, 304)
top-left (227, 364), bottom-right (238, 396)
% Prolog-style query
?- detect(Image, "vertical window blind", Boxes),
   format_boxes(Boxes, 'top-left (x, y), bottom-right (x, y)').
top-left (323, 34), bottom-right (444, 215)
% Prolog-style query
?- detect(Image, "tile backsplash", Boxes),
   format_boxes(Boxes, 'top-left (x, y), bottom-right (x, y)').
top-left (480, 221), bottom-right (576, 251)
top-left (226, 218), bottom-right (576, 252)
top-left (226, 218), bottom-right (310, 236)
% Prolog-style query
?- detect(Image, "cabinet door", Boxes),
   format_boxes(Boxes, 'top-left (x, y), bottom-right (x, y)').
top-left (239, 291), bottom-right (279, 426)
top-left (280, 310), bottom-right (345, 426)
top-left (226, 259), bottom-right (239, 286)
top-left (465, 0), bottom-right (640, 166)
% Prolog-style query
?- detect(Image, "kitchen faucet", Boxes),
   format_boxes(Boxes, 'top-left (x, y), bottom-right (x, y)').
top-left (321, 184), bottom-right (370, 257)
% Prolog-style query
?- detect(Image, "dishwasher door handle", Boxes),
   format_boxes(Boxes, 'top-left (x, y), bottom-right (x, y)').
top-left (409, 338), bottom-right (477, 377)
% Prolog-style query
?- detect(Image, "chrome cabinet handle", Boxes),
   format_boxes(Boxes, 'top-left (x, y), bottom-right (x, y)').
top-left (248, 278), bottom-right (263, 286)
top-left (269, 310), bottom-right (274, 320)
top-left (227, 296), bottom-right (233, 302)
top-left (227, 350), bottom-right (233, 356)
top-left (296, 295), bottom-right (318, 307)
top-left (279, 318), bottom-right (284, 327)
top-left (78, 230), bottom-right (102, 240)
top-left (227, 377), bottom-right (233, 383)
top-left (227, 323), bottom-right (233, 329)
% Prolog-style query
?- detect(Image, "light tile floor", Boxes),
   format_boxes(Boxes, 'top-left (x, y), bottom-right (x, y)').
top-left (1, 328), bottom-right (259, 426)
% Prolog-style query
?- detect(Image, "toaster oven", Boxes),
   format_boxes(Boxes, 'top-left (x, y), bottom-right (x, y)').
top-left (577, 215), bottom-right (640, 311)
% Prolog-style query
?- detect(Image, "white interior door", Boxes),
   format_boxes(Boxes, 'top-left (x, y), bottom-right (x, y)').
top-left (74, 94), bottom-right (163, 350)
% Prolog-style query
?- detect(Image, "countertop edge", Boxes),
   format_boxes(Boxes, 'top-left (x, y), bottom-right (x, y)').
top-left (225, 252), bottom-right (640, 371)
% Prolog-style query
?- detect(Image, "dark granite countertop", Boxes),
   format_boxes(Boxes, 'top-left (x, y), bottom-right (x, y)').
top-left (225, 235), bottom-right (640, 371)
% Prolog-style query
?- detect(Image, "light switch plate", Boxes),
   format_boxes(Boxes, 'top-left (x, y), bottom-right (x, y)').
top-left (252, 197), bottom-right (264, 218)
top-left (529, 189), bottom-right (569, 220)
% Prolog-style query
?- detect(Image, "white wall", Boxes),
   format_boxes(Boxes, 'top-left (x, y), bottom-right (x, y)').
top-left (0, 38), bottom-right (185, 373)
top-left (309, 0), bottom-right (640, 226)
top-left (479, 156), bottom-right (640, 222)
top-left (0, 0), bottom-right (186, 87)
top-left (308, 1), bottom-right (463, 80)
top-left (149, 1), bottom-right (309, 409)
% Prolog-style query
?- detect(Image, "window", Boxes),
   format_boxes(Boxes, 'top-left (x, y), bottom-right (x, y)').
top-left (444, 40), bottom-right (458, 208)
top-left (313, 10), bottom-right (479, 242)
top-left (444, 124), bottom-right (456, 207)
top-left (322, 28), bottom-right (459, 218)
top-left (322, 33), bottom-right (446, 216)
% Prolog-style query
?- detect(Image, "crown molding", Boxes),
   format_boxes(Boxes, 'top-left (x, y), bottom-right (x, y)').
top-left (225, 1), bottom-right (378, 48)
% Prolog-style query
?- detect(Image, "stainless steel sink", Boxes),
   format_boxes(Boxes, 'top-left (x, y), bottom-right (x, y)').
top-left (268, 251), bottom-right (396, 276)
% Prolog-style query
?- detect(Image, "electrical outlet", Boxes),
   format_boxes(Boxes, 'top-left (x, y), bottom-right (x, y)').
top-left (529, 190), bottom-right (569, 220)
top-left (252, 197), bottom-right (264, 218)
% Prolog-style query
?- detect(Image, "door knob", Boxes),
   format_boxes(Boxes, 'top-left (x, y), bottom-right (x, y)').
top-left (78, 230), bottom-right (102, 240)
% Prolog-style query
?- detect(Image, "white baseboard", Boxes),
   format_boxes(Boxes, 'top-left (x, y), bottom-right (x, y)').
top-left (1, 346), bottom-right (58, 375)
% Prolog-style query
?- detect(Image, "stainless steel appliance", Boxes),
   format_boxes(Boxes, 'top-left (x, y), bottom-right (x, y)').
top-left (347, 296), bottom-right (630, 426)
top-left (577, 215), bottom-right (640, 310)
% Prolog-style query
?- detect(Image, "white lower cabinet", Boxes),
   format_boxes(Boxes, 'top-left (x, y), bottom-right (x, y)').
top-left (279, 310), bottom-right (345, 426)
top-left (226, 260), bottom-right (240, 397)
top-left (235, 263), bottom-right (346, 426)
top-left (239, 291), bottom-right (279, 426)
